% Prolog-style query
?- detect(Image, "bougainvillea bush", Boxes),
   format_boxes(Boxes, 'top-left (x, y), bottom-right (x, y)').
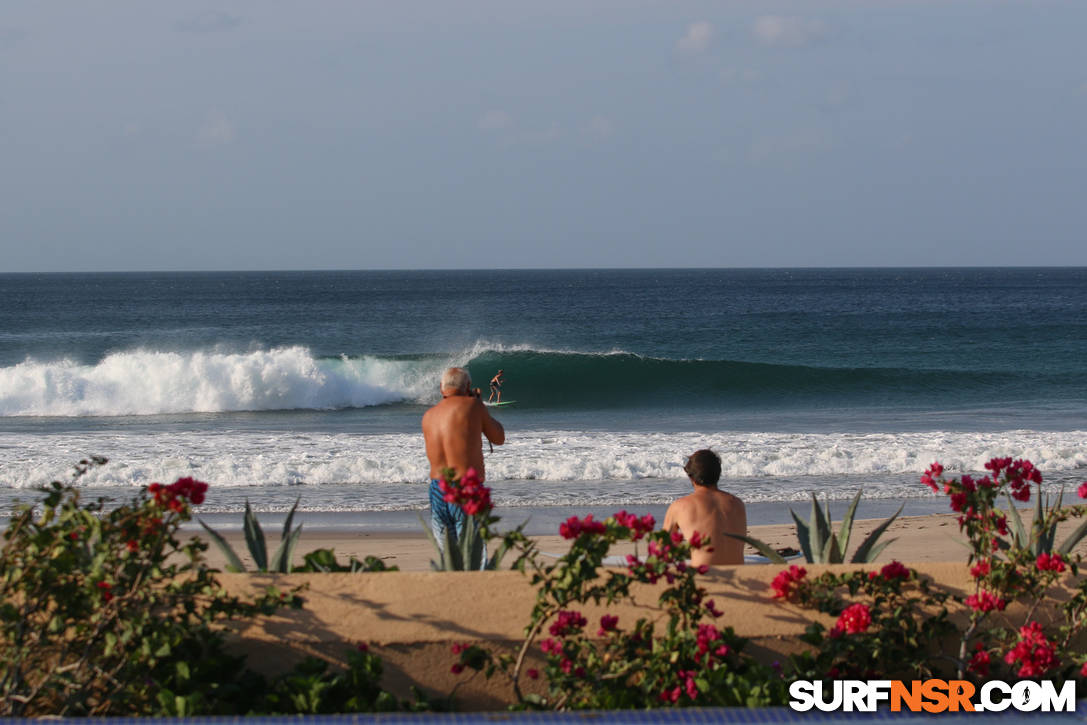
top-left (0, 459), bottom-right (404, 716)
top-left (778, 457), bottom-right (1087, 690)
top-left (451, 510), bottom-right (788, 708)
top-left (443, 457), bottom-right (1087, 710)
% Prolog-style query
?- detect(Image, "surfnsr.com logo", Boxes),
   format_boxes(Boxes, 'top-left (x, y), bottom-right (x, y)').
top-left (789, 679), bottom-right (1078, 713)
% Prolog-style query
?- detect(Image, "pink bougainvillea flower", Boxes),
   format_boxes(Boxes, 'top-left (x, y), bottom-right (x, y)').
top-left (558, 514), bottom-right (605, 540)
top-left (968, 643), bottom-right (990, 677)
top-left (1036, 552), bottom-right (1066, 573)
top-left (549, 610), bottom-right (588, 637)
top-left (1004, 621), bottom-right (1058, 677)
top-left (921, 462), bottom-right (944, 492)
top-left (878, 561), bottom-right (910, 581)
top-left (969, 560), bottom-right (991, 579)
top-left (770, 565), bottom-right (807, 600)
top-left (597, 614), bottom-right (619, 635)
top-left (836, 603), bottom-right (871, 634)
top-left (966, 591), bottom-right (1006, 613)
top-left (1078, 482), bottom-right (1087, 499)
top-left (539, 638), bottom-right (562, 655)
top-left (526, 668), bottom-right (539, 680)
top-left (450, 663), bottom-right (464, 674)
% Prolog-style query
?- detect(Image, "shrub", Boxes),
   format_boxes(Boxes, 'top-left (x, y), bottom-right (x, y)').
top-left (450, 511), bottom-right (788, 708)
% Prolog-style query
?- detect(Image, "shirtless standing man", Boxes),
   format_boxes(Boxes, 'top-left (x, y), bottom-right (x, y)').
top-left (487, 369), bottom-right (504, 403)
top-left (423, 367), bottom-right (505, 541)
top-left (663, 449), bottom-right (747, 566)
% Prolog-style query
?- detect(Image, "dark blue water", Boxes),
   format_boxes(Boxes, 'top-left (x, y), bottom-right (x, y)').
top-left (1, 268), bottom-right (1084, 521)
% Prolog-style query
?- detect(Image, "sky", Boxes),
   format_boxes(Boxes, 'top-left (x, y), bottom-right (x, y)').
top-left (2, 1), bottom-right (1086, 272)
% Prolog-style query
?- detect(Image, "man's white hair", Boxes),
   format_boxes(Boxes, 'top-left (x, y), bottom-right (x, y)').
top-left (441, 367), bottom-right (471, 393)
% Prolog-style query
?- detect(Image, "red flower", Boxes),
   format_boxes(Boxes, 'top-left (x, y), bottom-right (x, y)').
top-left (1080, 661), bottom-right (1087, 678)
top-left (770, 565), bottom-right (807, 600)
top-left (1078, 482), bottom-right (1087, 499)
top-left (559, 514), bottom-right (605, 539)
top-left (549, 610), bottom-right (587, 637)
top-left (921, 462), bottom-right (944, 492)
top-left (969, 560), bottom-right (991, 579)
top-left (836, 603), bottom-right (871, 634)
top-left (597, 615), bottom-right (619, 636)
top-left (613, 510), bottom-right (655, 540)
top-left (878, 561), bottom-right (910, 581)
top-left (949, 492), bottom-right (967, 512)
top-left (968, 643), bottom-right (990, 677)
top-left (357, 642), bottom-right (369, 653)
top-left (450, 642), bottom-right (467, 654)
top-left (439, 468), bottom-right (492, 518)
top-left (126, 539), bottom-right (139, 553)
top-left (966, 591), bottom-right (1006, 613)
top-left (1036, 552), bottom-right (1066, 573)
top-left (1004, 621), bottom-right (1059, 677)
top-left (705, 599), bottom-right (724, 618)
top-left (96, 581), bottom-right (113, 602)
top-left (526, 668), bottom-right (539, 680)
top-left (540, 638), bottom-right (562, 655)
top-left (450, 663), bottom-right (464, 675)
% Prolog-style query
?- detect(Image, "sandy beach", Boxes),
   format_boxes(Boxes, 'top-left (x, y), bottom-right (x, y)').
top-left (194, 509), bottom-right (1087, 572)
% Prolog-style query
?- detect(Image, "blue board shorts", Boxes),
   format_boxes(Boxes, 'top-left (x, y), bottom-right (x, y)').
top-left (429, 478), bottom-right (467, 542)
top-left (428, 477), bottom-right (487, 568)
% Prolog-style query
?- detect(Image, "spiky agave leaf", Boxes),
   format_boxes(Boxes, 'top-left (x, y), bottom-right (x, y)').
top-left (243, 499), bottom-right (268, 571)
top-left (197, 518), bottom-right (246, 572)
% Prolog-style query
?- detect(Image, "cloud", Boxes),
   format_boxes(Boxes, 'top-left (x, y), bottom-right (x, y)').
top-left (585, 116), bottom-right (614, 139)
top-left (196, 111), bottom-right (235, 148)
top-left (752, 16), bottom-right (824, 48)
top-left (0, 27), bottom-right (25, 50)
top-left (174, 11), bottom-right (242, 33)
top-left (477, 110), bottom-right (512, 131)
top-left (720, 67), bottom-right (762, 86)
top-left (677, 21), bottom-right (713, 55)
top-left (748, 128), bottom-right (831, 164)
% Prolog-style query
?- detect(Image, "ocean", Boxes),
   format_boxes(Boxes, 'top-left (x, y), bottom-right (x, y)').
top-left (1, 268), bottom-right (1084, 534)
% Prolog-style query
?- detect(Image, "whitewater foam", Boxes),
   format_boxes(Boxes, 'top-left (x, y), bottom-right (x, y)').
top-left (2, 429), bottom-right (1083, 510)
top-left (0, 347), bottom-right (438, 417)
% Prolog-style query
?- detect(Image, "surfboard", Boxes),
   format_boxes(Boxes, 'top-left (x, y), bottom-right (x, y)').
top-left (486, 400), bottom-right (516, 407)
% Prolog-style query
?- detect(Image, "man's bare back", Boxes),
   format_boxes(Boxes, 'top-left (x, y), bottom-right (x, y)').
top-left (664, 488), bottom-right (747, 566)
top-left (663, 449), bottom-right (747, 566)
top-left (423, 372), bottom-right (504, 482)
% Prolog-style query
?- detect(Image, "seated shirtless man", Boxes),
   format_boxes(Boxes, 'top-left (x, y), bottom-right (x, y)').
top-left (663, 449), bottom-right (747, 566)
top-left (423, 367), bottom-right (505, 542)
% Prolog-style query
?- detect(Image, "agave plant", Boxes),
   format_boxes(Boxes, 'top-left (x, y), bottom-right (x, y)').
top-left (198, 497), bottom-right (304, 573)
top-left (728, 490), bottom-right (902, 564)
top-left (1005, 487), bottom-right (1087, 557)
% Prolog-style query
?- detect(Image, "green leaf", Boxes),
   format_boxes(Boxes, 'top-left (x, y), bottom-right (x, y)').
top-left (281, 496), bottom-right (301, 543)
top-left (270, 524), bottom-right (304, 573)
top-left (197, 517), bottom-right (246, 572)
top-left (857, 538), bottom-right (898, 564)
top-left (821, 533), bottom-right (843, 564)
top-left (1058, 516), bottom-right (1087, 555)
top-left (810, 494), bottom-right (830, 561)
top-left (850, 503), bottom-right (903, 563)
top-left (1004, 494), bottom-right (1028, 547)
top-left (722, 532), bottom-right (786, 564)
top-left (837, 489), bottom-right (862, 558)
top-left (790, 509), bottom-right (813, 563)
top-left (1031, 489), bottom-right (1045, 556)
top-left (243, 499), bottom-right (268, 571)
